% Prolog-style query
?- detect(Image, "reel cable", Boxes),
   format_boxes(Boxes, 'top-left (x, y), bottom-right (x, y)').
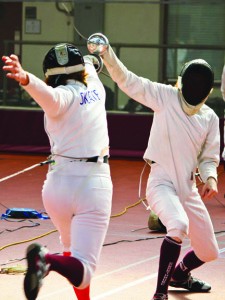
top-left (0, 159), bottom-right (54, 183)
top-left (59, 2), bottom-right (111, 78)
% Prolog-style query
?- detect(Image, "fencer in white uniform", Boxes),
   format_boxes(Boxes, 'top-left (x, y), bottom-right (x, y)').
top-left (2, 44), bottom-right (113, 300)
top-left (88, 35), bottom-right (220, 300)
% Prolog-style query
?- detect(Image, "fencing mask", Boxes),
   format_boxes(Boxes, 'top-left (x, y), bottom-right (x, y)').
top-left (178, 59), bottom-right (214, 115)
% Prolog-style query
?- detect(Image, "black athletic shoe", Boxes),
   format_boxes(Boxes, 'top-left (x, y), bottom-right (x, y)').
top-left (24, 243), bottom-right (49, 300)
top-left (169, 273), bottom-right (211, 292)
top-left (152, 293), bottom-right (168, 300)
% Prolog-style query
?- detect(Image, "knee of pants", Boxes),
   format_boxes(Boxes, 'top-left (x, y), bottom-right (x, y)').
top-left (195, 244), bottom-right (219, 262)
top-left (166, 218), bottom-right (189, 241)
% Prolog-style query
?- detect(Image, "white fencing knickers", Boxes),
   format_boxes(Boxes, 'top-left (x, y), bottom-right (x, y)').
top-left (146, 163), bottom-right (219, 262)
top-left (42, 158), bottom-right (113, 288)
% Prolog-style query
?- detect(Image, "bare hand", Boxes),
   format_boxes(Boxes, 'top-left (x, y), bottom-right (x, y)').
top-left (201, 177), bottom-right (218, 200)
top-left (2, 54), bottom-right (29, 85)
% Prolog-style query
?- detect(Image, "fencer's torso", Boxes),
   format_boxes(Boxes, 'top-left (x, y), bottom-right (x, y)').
top-left (23, 64), bottom-right (109, 158)
top-left (102, 47), bottom-right (220, 195)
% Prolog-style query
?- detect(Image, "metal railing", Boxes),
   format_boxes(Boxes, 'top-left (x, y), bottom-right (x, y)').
top-left (2, 39), bottom-right (225, 111)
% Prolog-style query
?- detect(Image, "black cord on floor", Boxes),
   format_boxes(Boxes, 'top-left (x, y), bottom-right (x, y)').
top-left (0, 219), bottom-right (40, 235)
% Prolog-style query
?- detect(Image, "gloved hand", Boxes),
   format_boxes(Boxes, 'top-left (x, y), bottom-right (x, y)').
top-left (87, 33), bottom-right (109, 56)
top-left (84, 54), bottom-right (103, 73)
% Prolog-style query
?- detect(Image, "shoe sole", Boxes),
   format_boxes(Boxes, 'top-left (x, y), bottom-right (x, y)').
top-left (24, 244), bottom-right (43, 300)
top-left (170, 282), bottom-right (211, 292)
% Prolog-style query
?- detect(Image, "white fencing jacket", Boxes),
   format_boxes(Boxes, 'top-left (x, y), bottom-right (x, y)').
top-left (102, 46), bottom-right (220, 197)
top-left (23, 60), bottom-right (109, 159)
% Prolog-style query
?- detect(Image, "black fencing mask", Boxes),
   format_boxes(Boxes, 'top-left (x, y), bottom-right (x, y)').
top-left (179, 59), bottom-right (214, 106)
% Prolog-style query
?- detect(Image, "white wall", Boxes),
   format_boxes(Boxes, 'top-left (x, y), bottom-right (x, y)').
top-left (104, 3), bottom-right (160, 107)
top-left (22, 2), bottom-right (74, 79)
top-left (21, 1), bottom-right (161, 108)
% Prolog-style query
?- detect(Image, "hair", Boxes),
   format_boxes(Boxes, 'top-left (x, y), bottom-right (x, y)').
top-left (45, 70), bottom-right (88, 88)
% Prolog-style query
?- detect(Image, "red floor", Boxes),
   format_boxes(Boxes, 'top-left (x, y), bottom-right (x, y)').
top-left (0, 153), bottom-right (225, 300)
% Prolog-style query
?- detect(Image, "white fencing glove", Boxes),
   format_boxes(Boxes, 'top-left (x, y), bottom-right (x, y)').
top-left (84, 54), bottom-right (103, 73)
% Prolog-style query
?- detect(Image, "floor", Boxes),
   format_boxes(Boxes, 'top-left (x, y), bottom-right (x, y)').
top-left (0, 153), bottom-right (225, 300)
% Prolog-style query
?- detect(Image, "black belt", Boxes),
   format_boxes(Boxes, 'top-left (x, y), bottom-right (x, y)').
top-left (87, 155), bottom-right (108, 163)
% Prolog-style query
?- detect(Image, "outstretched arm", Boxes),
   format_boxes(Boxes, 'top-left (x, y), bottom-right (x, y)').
top-left (2, 54), bottom-right (73, 117)
top-left (2, 55), bottom-right (29, 86)
top-left (87, 33), bottom-right (165, 112)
